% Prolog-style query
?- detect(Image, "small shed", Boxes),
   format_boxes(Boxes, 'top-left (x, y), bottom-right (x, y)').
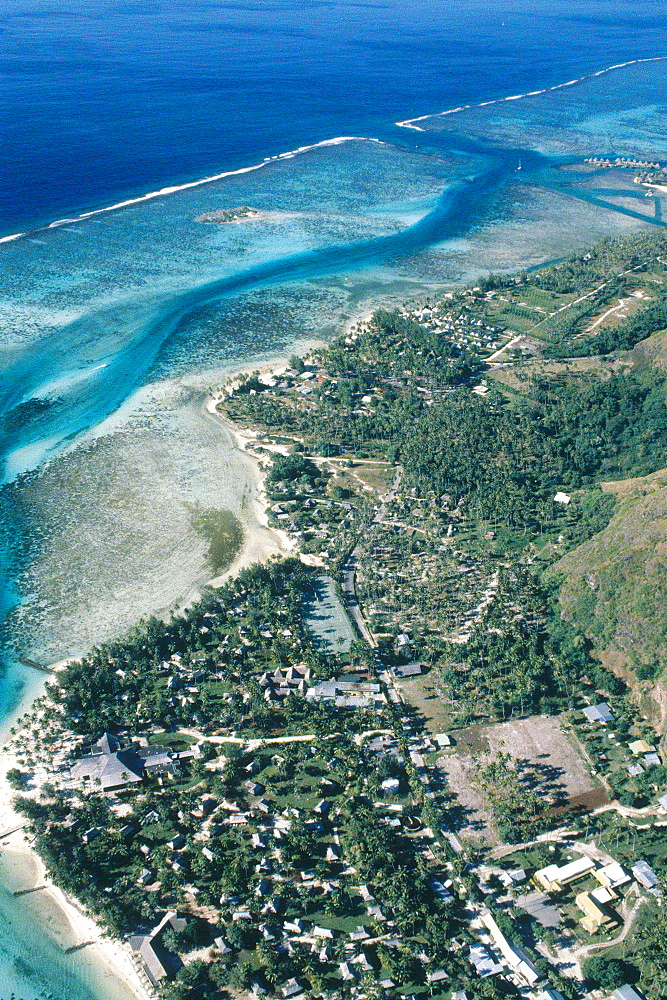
top-left (632, 860), bottom-right (659, 889)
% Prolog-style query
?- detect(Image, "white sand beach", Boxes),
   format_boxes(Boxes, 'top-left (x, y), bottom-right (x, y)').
top-left (203, 344), bottom-right (332, 583)
top-left (0, 745), bottom-right (150, 1000)
top-left (0, 342), bottom-right (328, 1000)
top-left (0, 349), bottom-right (320, 1000)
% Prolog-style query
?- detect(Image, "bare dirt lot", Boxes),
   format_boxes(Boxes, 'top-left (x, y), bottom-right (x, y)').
top-left (437, 715), bottom-right (600, 847)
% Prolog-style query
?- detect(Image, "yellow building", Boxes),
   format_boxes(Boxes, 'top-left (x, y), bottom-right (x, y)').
top-left (534, 856), bottom-right (596, 893)
top-left (575, 890), bottom-right (619, 935)
top-left (629, 739), bottom-right (655, 755)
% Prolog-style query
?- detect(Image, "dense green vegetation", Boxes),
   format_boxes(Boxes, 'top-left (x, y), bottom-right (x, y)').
top-left (218, 231), bottom-right (667, 722)
top-left (53, 559), bottom-right (376, 739)
top-left (582, 955), bottom-right (635, 990)
top-left (401, 369), bottom-right (667, 516)
top-left (434, 567), bottom-right (625, 725)
top-left (470, 752), bottom-right (545, 844)
top-left (528, 234), bottom-right (667, 294)
top-left (12, 229), bottom-right (667, 1000)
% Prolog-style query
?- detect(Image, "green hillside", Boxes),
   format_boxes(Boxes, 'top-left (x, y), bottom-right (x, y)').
top-left (551, 468), bottom-right (667, 686)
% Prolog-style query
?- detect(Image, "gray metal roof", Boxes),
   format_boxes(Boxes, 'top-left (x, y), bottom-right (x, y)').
top-left (632, 860), bottom-right (659, 888)
top-left (518, 891), bottom-right (562, 929)
top-left (582, 702), bottom-right (614, 723)
top-left (70, 749), bottom-right (144, 790)
top-left (613, 986), bottom-right (645, 1000)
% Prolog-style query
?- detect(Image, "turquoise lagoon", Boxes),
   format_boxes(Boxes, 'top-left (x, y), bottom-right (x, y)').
top-left (3, 63), bottom-right (667, 689)
top-left (1, 55), bottom-right (667, 1000)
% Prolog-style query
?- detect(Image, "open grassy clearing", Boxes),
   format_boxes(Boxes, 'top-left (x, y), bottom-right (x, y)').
top-left (335, 460), bottom-right (394, 496)
top-left (487, 354), bottom-right (628, 392)
top-left (576, 288), bottom-right (655, 338)
top-left (394, 672), bottom-right (456, 734)
top-left (481, 286), bottom-right (581, 335)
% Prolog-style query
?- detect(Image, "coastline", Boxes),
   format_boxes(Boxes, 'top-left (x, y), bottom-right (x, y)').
top-left (0, 340), bottom-right (328, 1000)
top-left (202, 338), bottom-right (328, 585)
top-left (206, 348), bottom-right (324, 587)
top-left (0, 743), bottom-right (150, 1000)
top-left (204, 397), bottom-right (295, 586)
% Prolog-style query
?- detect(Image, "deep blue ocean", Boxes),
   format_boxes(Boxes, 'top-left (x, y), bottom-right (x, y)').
top-left (3, 0), bottom-right (667, 236)
top-left (1, 3), bottom-right (667, 998)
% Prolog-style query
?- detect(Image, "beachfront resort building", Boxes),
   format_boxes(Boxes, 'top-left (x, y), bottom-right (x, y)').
top-left (68, 732), bottom-right (177, 791)
top-left (128, 911), bottom-right (186, 984)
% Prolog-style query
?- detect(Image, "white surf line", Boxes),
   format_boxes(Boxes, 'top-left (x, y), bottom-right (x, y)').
top-left (396, 56), bottom-right (667, 130)
top-left (1, 136), bottom-right (384, 247)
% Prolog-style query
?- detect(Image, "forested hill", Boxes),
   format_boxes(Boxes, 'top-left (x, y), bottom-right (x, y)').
top-left (10, 229), bottom-right (667, 1000)
top-left (223, 229), bottom-right (667, 719)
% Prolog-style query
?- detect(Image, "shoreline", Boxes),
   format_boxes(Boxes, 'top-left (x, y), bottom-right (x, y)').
top-left (0, 338), bottom-right (330, 1000)
top-left (0, 743), bottom-right (151, 1000)
top-left (0, 314), bottom-right (385, 999)
top-left (202, 338), bottom-right (327, 585)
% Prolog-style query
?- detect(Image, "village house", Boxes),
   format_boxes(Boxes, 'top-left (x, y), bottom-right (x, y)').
top-left (469, 945), bottom-right (503, 978)
top-left (594, 862), bottom-right (630, 891)
top-left (480, 910), bottom-right (541, 985)
top-left (518, 891), bottom-right (561, 929)
top-left (582, 702), bottom-right (614, 724)
top-left (393, 662), bottom-right (423, 679)
top-left (613, 986), bottom-right (647, 1000)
